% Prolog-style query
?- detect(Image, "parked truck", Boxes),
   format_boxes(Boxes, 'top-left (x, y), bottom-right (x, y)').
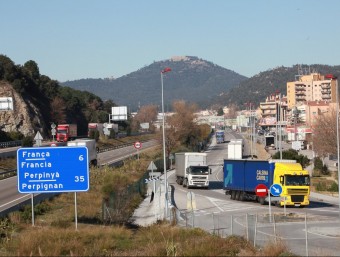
top-left (56, 124), bottom-right (77, 142)
top-left (227, 139), bottom-right (243, 159)
top-left (67, 138), bottom-right (98, 166)
top-left (175, 152), bottom-right (211, 189)
top-left (223, 159), bottom-right (310, 207)
top-left (88, 123), bottom-right (104, 137)
top-left (216, 130), bottom-right (225, 144)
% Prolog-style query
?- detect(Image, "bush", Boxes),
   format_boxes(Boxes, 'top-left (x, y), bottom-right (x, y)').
top-left (329, 182), bottom-right (339, 192)
top-left (21, 136), bottom-right (33, 147)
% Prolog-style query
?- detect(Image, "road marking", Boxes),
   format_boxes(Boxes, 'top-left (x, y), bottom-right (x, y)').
top-left (0, 194), bottom-right (31, 208)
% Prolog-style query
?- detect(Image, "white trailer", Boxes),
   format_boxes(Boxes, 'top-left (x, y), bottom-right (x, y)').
top-left (175, 152), bottom-right (211, 189)
top-left (67, 138), bottom-right (98, 166)
top-left (228, 139), bottom-right (243, 159)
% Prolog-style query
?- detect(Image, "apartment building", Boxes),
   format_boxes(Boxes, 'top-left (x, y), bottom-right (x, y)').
top-left (259, 94), bottom-right (287, 128)
top-left (286, 73), bottom-right (336, 109)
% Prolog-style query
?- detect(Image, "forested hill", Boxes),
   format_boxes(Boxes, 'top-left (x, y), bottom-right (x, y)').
top-left (0, 55), bottom-right (114, 137)
top-left (62, 56), bottom-right (248, 110)
top-left (214, 64), bottom-right (340, 107)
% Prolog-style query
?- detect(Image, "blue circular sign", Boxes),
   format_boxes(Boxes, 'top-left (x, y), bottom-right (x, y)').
top-left (270, 183), bottom-right (282, 196)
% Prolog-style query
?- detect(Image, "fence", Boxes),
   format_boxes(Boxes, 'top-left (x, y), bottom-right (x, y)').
top-left (102, 171), bottom-right (149, 224)
top-left (170, 209), bottom-right (340, 257)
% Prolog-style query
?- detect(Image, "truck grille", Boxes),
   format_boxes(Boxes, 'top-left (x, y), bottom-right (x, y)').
top-left (287, 188), bottom-right (308, 195)
top-left (192, 176), bottom-right (208, 179)
top-left (291, 195), bottom-right (304, 203)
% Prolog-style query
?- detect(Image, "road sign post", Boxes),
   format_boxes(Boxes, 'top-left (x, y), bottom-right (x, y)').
top-left (134, 141), bottom-right (142, 160)
top-left (17, 147), bottom-right (89, 193)
top-left (17, 146), bottom-right (89, 229)
top-left (255, 184), bottom-right (268, 197)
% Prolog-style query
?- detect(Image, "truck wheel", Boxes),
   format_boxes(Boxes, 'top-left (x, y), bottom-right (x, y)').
top-left (179, 178), bottom-right (183, 185)
top-left (239, 191), bottom-right (245, 201)
top-left (259, 197), bottom-right (265, 205)
top-left (183, 179), bottom-right (187, 188)
top-left (235, 191), bottom-right (241, 201)
top-left (231, 191), bottom-right (236, 200)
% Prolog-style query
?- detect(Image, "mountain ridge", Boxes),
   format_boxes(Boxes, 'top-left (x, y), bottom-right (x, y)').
top-left (62, 56), bottom-right (248, 110)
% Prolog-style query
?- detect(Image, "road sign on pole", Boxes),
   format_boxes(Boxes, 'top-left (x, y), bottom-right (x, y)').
top-left (255, 184), bottom-right (268, 197)
top-left (270, 183), bottom-right (283, 196)
top-left (17, 147), bottom-right (89, 193)
top-left (134, 141), bottom-right (142, 149)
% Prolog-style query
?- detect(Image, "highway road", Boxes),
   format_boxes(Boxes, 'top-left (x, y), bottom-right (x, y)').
top-left (168, 130), bottom-right (340, 256)
top-left (0, 139), bottom-right (159, 215)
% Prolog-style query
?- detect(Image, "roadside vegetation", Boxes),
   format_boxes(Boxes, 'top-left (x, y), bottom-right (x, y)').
top-left (0, 145), bottom-right (295, 256)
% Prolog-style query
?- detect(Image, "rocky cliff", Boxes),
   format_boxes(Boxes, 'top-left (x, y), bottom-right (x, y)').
top-left (0, 82), bottom-right (45, 137)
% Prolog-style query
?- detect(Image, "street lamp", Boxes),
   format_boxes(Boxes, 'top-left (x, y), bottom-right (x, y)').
top-left (161, 67), bottom-right (171, 219)
top-left (334, 76), bottom-right (340, 218)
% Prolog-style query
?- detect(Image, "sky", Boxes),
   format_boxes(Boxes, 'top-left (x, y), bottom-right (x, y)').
top-left (2, 0), bottom-right (340, 82)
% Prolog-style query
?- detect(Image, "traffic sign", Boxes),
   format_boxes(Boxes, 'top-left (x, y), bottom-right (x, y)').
top-left (134, 141), bottom-right (142, 149)
top-left (17, 147), bottom-right (89, 193)
top-left (34, 131), bottom-right (43, 141)
top-left (255, 184), bottom-right (268, 197)
top-left (270, 183), bottom-right (283, 196)
top-left (147, 161), bottom-right (157, 171)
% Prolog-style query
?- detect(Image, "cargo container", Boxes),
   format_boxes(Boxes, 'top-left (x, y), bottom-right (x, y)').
top-left (223, 159), bottom-right (310, 207)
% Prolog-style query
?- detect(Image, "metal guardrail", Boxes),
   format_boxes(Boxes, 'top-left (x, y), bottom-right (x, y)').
top-left (97, 139), bottom-right (150, 153)
top-left (0, 140), bottom-right (22, 148)
top-left (0, 168), bottom-right (17, 179)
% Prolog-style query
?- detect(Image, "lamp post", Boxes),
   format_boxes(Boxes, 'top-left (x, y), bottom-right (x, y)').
top-left (334, 76), bottom-right (340, 218)
top-left (161, 67), bottom-right (171, 219)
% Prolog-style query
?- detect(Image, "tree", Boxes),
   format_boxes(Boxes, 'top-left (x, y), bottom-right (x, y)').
top-left (272, 149), bottom-right (310, 168)
top-left (132, 104), bottom-right (158, 132)
top-left (312, 108), bottom-right (338, 159)
top-left (50, 97), bottom-right (67, 123)
top-left (225, 103), bottom-right (239, 119)
top-left (167, 100), bottom-right (199, 151)
top-left (23, 60), bottom-right (40, 80)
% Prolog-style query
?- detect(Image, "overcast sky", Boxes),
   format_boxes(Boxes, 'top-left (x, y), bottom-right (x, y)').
top-left (2, 0), bottom-right (340, 81)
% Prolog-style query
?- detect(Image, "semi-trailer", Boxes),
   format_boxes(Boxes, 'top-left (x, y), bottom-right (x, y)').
top-left (67, 138), bottom-right (98, 167)
top-left (175, 152), bottom-right (211, 189)
top-left (223, 159), bottom-right (310, 207)
top-left (227, 139), bottom-right (243, 159)
top-left (56, 124), bottom-right (77, 142)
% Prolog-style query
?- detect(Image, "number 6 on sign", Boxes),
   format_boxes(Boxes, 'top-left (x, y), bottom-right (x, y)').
top-left (79, 155), bottom-right (84, 161)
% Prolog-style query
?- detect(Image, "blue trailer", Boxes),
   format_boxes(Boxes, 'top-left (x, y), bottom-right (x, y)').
top-left (223, 159), bottom-right (310, 206)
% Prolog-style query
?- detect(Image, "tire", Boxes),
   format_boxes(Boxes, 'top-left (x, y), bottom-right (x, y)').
top-left (259, 197), bottom-right (265, 205)
top-left (239, 191), bottom-right (245, 201)
top-left (231, 190), bottom-right (236, 200)
top-left (235, 191), bottom-right (241, 201)
top-left (183, 179), bottom-right (187, 188)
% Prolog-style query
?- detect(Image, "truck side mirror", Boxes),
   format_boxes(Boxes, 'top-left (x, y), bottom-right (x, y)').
top-left (210, 168), bottom-right (212, 174)
top-left (280, 176), bottom-right (284, 185)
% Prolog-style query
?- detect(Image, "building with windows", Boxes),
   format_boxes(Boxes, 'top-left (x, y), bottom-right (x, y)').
top-left (286, 73), bottom-right (336, 109)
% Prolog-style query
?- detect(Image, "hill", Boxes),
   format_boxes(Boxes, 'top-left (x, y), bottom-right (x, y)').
top-left (62, 56), bottom-right (248, 110)
top-left (214, 64), bottom-right (340, 107)
top-left (0, 55), bottom-right (113, 138)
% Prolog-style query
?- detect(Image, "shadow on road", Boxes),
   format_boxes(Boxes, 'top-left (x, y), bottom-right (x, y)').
top-left (209, 181), bottom-right (224, 190)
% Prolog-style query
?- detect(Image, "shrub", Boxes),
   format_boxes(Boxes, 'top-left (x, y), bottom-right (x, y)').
top-left (21, 136), bottom-right (33, 147)
top-left (329, 181), bottom-right (339, 192)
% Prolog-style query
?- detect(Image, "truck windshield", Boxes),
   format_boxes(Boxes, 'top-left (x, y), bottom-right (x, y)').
top-left (285, 175), bottom-right (310, 186)
top-left (190, 167), bottom-right (209, 175)
top-left (57, 129), bottom-right (67, 134)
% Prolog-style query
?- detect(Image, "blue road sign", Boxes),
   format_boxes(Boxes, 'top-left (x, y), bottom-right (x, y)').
top-left (270, 183), bottom-right (283, 196)
top-left (17, 147), bottom-right (89, 193)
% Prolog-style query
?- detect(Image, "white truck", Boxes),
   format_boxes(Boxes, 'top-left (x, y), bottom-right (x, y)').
top-left (228, 139), bottom-right (243, 159)
top-left (175, 152), bottom-right (211, 189)
top-left (67, 138), bottom-right (98, 167)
